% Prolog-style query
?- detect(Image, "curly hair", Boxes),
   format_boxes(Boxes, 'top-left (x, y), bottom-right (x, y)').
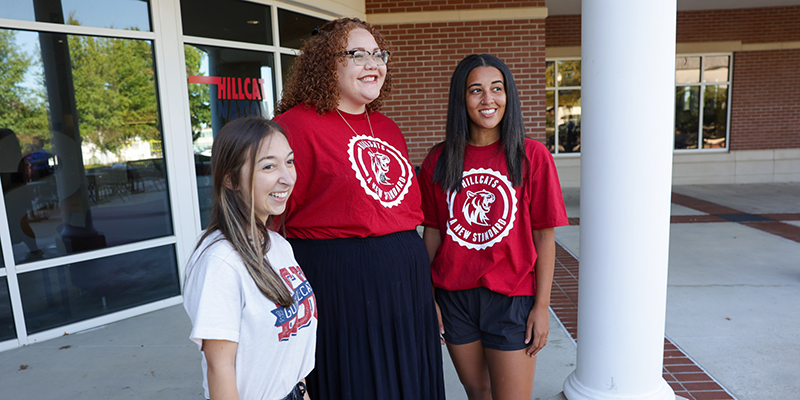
top-left (275, 17), bottom-right (393, 116)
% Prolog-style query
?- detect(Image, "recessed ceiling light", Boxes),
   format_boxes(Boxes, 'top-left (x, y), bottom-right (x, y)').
top-left (246, 20), bottom-right (260, 25)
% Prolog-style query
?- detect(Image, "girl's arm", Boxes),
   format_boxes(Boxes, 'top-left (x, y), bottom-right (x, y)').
top-left (422, 227), bottom-right (445, 342)
top-left (203, 339), bottom-right (239, 400)
top-left (422, 227), bottom-right (441, 264)
top-left (525, 227), bottom-right (555, 357)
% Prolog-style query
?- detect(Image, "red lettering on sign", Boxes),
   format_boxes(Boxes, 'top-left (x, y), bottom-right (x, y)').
top-left (244, 78), bottom-right (252, 100)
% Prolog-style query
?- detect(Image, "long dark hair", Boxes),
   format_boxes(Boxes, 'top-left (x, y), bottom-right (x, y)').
top-left (433, 54), bottom-right (528, 192)
top-left (190, 117), bottom-right (293, 307)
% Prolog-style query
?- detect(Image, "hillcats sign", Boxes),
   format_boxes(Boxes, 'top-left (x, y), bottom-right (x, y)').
top-left (189, 75), bottom-right (268, 120)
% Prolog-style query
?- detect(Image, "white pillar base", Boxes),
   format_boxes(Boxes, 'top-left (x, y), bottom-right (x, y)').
top-left (563, 371), bottom-right (676, 400)
top-left (550, 390), bottom-right (687, 400)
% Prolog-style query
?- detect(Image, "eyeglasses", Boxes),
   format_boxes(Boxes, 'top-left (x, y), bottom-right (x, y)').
top-left (340, 50), bottom-right (391, 66)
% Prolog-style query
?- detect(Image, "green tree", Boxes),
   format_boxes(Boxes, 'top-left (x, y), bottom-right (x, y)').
top-left (68, 16), bottom-right (160, 156)
top-left (185, 45), bottom-right (211, 142)
top-left (0, 29), bottom-right (49, 146)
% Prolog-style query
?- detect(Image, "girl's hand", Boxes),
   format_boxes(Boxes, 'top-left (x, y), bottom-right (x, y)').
top-left (524, 305), bottom-right (550, 357)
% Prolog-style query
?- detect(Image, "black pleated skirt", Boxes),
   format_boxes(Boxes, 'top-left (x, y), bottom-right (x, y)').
top-left (288, 230), bottom-right (445, 400)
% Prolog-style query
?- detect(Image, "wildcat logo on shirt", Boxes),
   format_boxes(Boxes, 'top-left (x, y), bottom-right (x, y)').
top-left (270, 266), bottom-right (317, 341)
top-left (348, 135), bottom-right (413, 208)
top-left (446, 168), bottom-right (517, 250)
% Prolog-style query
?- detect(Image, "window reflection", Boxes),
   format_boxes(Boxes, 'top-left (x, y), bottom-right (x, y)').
top-left (545, 61), bottom-right (555, 88)
top-left (675, 86), bottom-right (700, 149)
top-left (676, 56), bottom-right (700, 84)
top-left (703, 56), bottom-right (729, 83)
top-left (181, 0), bottom-right (272, 46)
top-left (185, 44), bottom-right (276, 227)
top-left (0, 29), bottom-right (172, 265)
top-left (545, 60), bottom-right (581, 154)
top-left (0, 0), bottom-right (151, 31)
top-left (557, 60), bottom-right (581, 87)
top-left (557, 90), bottom-right (581, 153)
top-left (0, 277), bottom-right (15, 341)
top-left (18, 245), bottom-right (180, 334)
top-left (281, 54), bottom-right (297, 86)
top-left (278, 9), bottom-right (326, 49)
top-left (703, 85), bottom-right (728, 148)
top-left (545, 90), bottom-right (555, 152)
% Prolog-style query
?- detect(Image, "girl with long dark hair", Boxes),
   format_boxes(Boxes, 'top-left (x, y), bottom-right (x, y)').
top-left (420, 54), bottom-right (568, 400)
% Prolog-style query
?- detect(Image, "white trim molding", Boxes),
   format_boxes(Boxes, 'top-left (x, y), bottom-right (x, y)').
top-left (554, 148), bottom-right (800, 187)
top-left (366, 7), bottom-right (548, 25)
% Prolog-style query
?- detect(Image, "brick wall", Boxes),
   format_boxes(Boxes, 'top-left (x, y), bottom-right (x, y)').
top-left (676, 6), bottom-right (800, 44)
top-left (730, 49), bottom-right (800, 150)
top-left (545, 15), bottom-right (580, 47)
top-left (366, 1), bottom-right (541, 14)
top-left (376, 20), bottom-right (546, 165)
top-left (546, 6), bottom-right (800, 46)
top-left (545, 6), bottom-right (800, 152)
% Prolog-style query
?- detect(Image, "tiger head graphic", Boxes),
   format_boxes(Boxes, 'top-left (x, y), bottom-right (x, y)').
top-left (368, 150), bottom-right (391, 185)
top-left (462, 189), bottom-right (496, 227)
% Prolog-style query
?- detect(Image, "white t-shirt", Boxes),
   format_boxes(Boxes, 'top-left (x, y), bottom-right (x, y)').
top-left (184, 230), bottom-right (317, 400)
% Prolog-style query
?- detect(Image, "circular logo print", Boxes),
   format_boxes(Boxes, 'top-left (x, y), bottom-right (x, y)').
top-left (446, 168), bottom-right (517, 250)
top-left (348, 135), bottom-right (413, 208)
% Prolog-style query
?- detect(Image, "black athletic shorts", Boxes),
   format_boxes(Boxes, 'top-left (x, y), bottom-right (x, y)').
top-left (435, 286), bottom-right (535, 351)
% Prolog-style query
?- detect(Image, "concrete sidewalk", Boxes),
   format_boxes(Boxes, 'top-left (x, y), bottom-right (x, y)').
top-left (555, 182), bottom-right (800, 400)
top-left (2, 182), bottom-right (798, 400)
top-left (0, 304), bottom-right (576, 400)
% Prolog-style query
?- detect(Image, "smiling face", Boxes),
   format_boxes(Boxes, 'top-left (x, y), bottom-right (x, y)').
top-left (465, 66), bottom-right (506, 143)
top-left (239, 133), bottom-right (296, 224)
top-left (336, 28), bottom-right (387, 114)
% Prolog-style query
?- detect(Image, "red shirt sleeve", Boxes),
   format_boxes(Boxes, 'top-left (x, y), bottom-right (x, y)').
top-left (419, 147), bottom-right (442, 229)
top-left (526, 140), bottom-right (569, 230)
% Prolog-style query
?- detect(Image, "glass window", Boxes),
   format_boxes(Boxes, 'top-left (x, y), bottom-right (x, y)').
top-left (545, 59), bottom-right (581, 154)
top-left (545, 61), bottom-right (555, 88)
top-left (547, 54), bottom-right (730, 153)
top-left (557, 90), bottom-right (581, 153)
top-left (703, 85), bottom-right (728, 148)
top-left (0, 276), bottom-right (15, 341)
top-left (558, 60), bottom-right (581, 87)
top-left (281, 53), bottom-right (296, 86)
top-left (675, 86), bottom-right (700, 149)
top-left (674, 55), bottom-right (730, 151)
top-left (18, 245), bottom-right (180, 334)
top-left (1, 29), bottom-right (172, 265)
top-left (703, 55), bottom-right (729, 83)
top-left (278, 9), bottom-right (326, 49)
top-left (545, 90), bottom-right (555, 152)
top-left (185, 44), bottom-right (276, 227)
top-left (0, 0), bottom-right (151, 31)
top-left (676, 56), bottom-right (700, 84)
top-left (181, 0), bottom-right (272, 46)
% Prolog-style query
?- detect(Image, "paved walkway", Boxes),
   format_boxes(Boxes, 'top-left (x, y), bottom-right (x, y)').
top-left (1, 183), bottom-right (798, 399)
top-left (555, 182), bottom-right (800, 400)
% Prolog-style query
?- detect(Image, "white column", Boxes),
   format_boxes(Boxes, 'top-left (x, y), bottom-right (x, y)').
top-left (563, 1), bottom-right (677, 400)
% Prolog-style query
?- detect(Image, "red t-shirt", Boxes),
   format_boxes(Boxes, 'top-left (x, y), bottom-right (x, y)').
top-left (274, 104), bottom-right (423, 239)
top-left (420, 139), bottom-right (568, 296)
